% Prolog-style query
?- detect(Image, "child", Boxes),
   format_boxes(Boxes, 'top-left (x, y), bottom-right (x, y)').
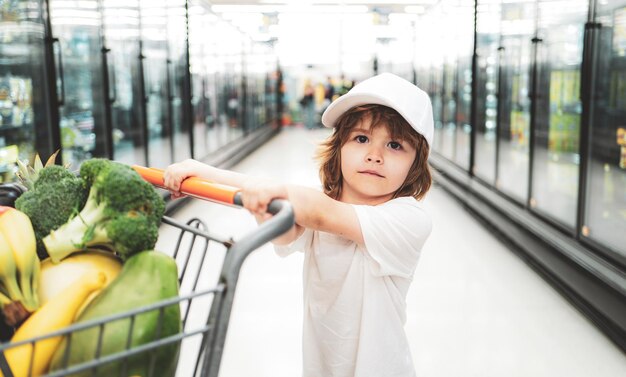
top-left (163, 72), bottom-right (434, 377)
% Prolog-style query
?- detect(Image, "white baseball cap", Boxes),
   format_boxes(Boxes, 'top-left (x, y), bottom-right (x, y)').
top-left (321, 72), bottom-right (434, 148)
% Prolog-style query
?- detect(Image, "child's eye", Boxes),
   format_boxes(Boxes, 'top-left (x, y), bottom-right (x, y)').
top-left (388, 141), bottom-right (403, 150)
top-left (355, 135), bottom-right (368, 143)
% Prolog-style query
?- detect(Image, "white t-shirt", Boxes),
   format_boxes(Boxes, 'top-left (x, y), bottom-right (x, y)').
top-left (275, 196), bottom-right (432, 377)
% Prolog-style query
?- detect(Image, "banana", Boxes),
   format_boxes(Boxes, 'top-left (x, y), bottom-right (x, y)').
top-left (1, 272), bottom-right (106, 377)
top-left (0, 206), bottom-right (40, 313)
top-left (0, 230), bottom-right (24, 308)
top-left (0, 291), bottom-right (11, 306)
top-left (38, 249), bottom-right (122, 318)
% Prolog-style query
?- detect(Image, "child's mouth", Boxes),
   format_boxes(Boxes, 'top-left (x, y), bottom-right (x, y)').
top-left (359, 170), bottom-right (384, 178)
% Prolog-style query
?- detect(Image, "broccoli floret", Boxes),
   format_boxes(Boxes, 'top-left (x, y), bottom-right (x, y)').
top-left (42, 160), bottom-right (165, 262)
top-left (79, 158), bottom-right (111, 188)
top-left (15, 165), bottom-right (87, 259)
top-left (34, 165), bottom-right (75, 187)
top-left (91, 211), bottom-right (160, 255)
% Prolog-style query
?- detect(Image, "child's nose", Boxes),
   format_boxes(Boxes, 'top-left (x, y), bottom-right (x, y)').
top-left (366, 154), bottom-right (382, 164)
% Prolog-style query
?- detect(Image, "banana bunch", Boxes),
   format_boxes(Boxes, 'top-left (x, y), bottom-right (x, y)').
top-left (2, 272), bottom-right (106, 377)
top-left (0, 206), bottom-right (40, 326)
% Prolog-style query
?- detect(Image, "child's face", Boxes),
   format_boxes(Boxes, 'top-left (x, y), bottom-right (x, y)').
top-left (339, 116), bottom-right (417, 205)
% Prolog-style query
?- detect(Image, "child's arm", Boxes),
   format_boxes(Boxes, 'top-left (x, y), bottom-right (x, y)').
top-left (282, 184), bottom-right (363, 245)
top-left (163, 159), bottom-right (363, 245)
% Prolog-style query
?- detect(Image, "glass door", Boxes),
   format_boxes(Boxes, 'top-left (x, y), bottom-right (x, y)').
top-left (530, 0), bottom-right (586, 228)
top-left (141, 0), bottom-right (171, 168)
top-left (497, 0), bottom-right (536, 201)
top-left (102, 0), bottom-right (145, 166)
top-left (413, 15), bottom-right (439, 151)
top-left (215, 55), bottom-right (229, 150)
top-left (441, 53), bottom-right (458, 161)
top-left (429, 63), bottom-right (444, 154)
top-left (224, 42), bottom-right (244, 144)
top-left (251, 44), bottom-right (275, 132)
top-left (474, 0), bottom-right (502, 183)
top-left (453, 1), bottom-right (475, 171)
top-left (188, 1), bottom-right (215, 159)
top-left (265, 60), bottom-right (279, 130)
top-left (265, 65), bottom-right (279, 129)
top-left (584, 0), bottom-right (626, 257)
top-left (167, 0), bottom-right (191, 163)
top-left (224, 69), bottom-right (243, 143)
top-left (0, 0), bottom-right (55, 180)
top-left (49, 0), bottom-right (107, 168)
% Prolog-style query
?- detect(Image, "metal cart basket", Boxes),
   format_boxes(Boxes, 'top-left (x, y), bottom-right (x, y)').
top-left (0, 166), bottom-right (294, 377)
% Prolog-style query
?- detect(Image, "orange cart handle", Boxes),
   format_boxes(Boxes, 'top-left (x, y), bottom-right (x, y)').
top-left (132, 165), bottom-right (241, 206)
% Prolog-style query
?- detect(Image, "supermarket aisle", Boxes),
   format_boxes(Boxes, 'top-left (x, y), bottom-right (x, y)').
top-left (164, 127), bottom-right (626, 377)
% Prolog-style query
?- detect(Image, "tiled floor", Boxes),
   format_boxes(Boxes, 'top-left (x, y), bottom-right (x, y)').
top-left (164, 127), bottom-right (626, 377)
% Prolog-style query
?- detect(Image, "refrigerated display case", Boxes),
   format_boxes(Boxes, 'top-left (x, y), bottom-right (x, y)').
top-left (188, 1), bottom-right (218, 159)
top-left (102, 0), bottom-right (145, 166)
top-left (247, 42), bottom-right (277, 133)
top-left (0, 0), bottom-right (56, 180)
top-left (584, 1), bottom-right (626, 258)
top-left (418, 0), bottom-right (626, 352)
top-left (412, 13), bottom-right (442, 154)
top-left (209, 64), bottom-right (230, 153)
top-left (223, 71), bottom-right (244, 142)
top-left (435, 0), bottom-right (474, 171)
top-left (190, 73), bottom-right (215, 158)
top-left (441, 55), bottom-right (457, 162)
top-left (246, 44), bottom-right (261, 134)
top-left (453, 1), bottom-right (474, 171)
top-left (496, 0), bottom-right (535, 202)
top-left (141, 0), bottom-right (171, 169)
top-left (474, 0), bottom-right (501, 184)
top-left (528, 0), bottom-right (586, 230)
top-left (245, 73), bottom-right (258, 134)
top-left (49, 0), bottom-right (107, 168)
top-left (265, 68), bottom-right (279, 130)
top-left (547, 69), bottom-right (581, 153)
top-left (0, 0), bottom-right (278, 180)
top-left (167, 0), bottom-right (191, 163)
top-left (430, 65), bottom-right (444, 154)
top-left (215, 19), bottom-right (245, 145)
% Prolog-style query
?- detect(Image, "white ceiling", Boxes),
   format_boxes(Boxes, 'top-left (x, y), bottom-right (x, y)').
top-left (200, 0), bottom-right (440, 69)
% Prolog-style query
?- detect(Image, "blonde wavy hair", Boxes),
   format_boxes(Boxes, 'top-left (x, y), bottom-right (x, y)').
top-left (316, 104), bottom-right (431, 201)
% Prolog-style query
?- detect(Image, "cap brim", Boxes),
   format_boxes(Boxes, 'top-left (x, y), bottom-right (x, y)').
top-left (321, 93), bottom-right (394, 128)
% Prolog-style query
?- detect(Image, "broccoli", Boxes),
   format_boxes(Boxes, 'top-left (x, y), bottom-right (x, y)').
top-left (15, 165), bottom-right (87, 259)
top-left (33, 165), bottom-right (76, 187)
top-left (42, 159), bottom-right (165, 263)
top-left (79, 158), bottom-right (110, 187)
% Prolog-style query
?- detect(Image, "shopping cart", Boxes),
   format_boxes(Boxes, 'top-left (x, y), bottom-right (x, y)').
top-left (0, 166), bottom-right (295, 377)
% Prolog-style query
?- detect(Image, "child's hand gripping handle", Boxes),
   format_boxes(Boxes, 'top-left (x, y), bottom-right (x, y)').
top-left (132, 165), bottom-right (240, 206)
top-left (131, 165), bottom-right (288, 216)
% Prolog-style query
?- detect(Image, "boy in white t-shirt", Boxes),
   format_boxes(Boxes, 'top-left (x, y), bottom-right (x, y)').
top-left (164, 72), bottom-right (434, 377)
